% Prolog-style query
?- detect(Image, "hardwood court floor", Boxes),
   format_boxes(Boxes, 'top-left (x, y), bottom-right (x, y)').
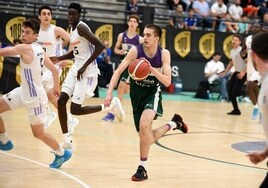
top-left (0, 96), bottom-right (267, 188)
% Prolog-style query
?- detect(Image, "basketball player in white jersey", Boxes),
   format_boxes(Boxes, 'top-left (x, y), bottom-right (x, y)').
top-left (247, 31), bottom-right (268, 188)
top-left (0, 18), bottom-right (71, 168)
top-left (51, 3), bottom-right (124, 149)
top-left (38, 5), bottom-right (79, 132)
top-left (240, 23), bottom-right (262, 120)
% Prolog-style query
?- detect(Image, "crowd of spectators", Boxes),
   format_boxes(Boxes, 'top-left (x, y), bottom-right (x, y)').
top-left (165, 0), bottom-right (268, 32)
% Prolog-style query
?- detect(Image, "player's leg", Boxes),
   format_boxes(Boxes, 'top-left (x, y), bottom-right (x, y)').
top-left (0, 98), bottom-right (13, 150)
top-left (0, 88), bottom-right (23, 150)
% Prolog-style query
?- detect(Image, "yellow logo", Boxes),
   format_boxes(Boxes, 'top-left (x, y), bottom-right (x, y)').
top-left (223, 35), bottom-right (233, 59)
top-left (199, 33), bottom-right (215, 59)
top-left (95, 24), bottom-right (113, 48)
top-left (6, 16), bottom-right (26, 43)
top-left (159, 28), bottom-right (166, 49)
top-left (174, 31), bottom-right (191, 58)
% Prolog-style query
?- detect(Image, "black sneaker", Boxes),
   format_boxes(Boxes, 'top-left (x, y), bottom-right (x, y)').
top-left (131, 165), bottom-right (148, 181)
top-left (227, 110), bottom-right (241, 115)
top-left (171, 114), bottom-right (188, 133)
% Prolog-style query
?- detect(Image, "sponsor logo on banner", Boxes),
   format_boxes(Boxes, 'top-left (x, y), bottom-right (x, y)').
top-left (6, 16), bottom-right (26, 43)
top-left (223, 35), bottom-right (233, 59)
top-left (199, 33), bottom-right (215, 59)
top-left (95, 24), bottom-right (113, 47)
top-left (174, 31), bottom-right (190, 58)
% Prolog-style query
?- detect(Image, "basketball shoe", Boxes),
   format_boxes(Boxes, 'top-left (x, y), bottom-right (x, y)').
top-left (0, 140), bottom-right (14, 151)
top-left (44, 111), bottom-right (57, 128)
top-left (62, 135), bottom-right (73, 150)
top-left (131, 165), bottom-right (148, 181)
top-left (67, 115), bottom-right (79, 134)
top-left (49, 149), bottom-right (72, 168)
top-left (109, 97), bottom-right (125, 122)
top-left (251, 107), bottom-right (259, 120)
top-left (102, 112), bottom-right (115, 122)
top-left (171, 114), bottom-right (188, 133)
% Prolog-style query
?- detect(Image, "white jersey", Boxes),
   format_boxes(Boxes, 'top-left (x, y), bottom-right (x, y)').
top-left (38, 24), bottom-right (63, 82)
top-left (230, 46), bottom-right (246, 72)
top-left (38, 24), bottom-right (63, 57)
top-left (69, 21), bottom-right (99, 77)
top-left (258, 73), bottom-right (268, 140)
top-left (20, 43), bottom-right (47, 103)
top-left (245, 35), bottom-right (261, 82)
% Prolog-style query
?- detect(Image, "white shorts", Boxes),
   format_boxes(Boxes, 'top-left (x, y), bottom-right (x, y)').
top-left (248, 71), bottom-right (261, 84)
top-left (42, 64), bottom-right (62, 92)
top-left (3, 87), bottom-right (48, 125)
top-left (61, 68), bottom-right (98, 104)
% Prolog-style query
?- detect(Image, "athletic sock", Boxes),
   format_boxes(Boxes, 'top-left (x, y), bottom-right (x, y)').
top-left (140, 157), bottom-right (147, 169)
top-left (54, 146), bottom-right (64, 156)
top-left (0, 132), bottom-right (9, 144)
top-left (167, 121), bottom-right (177, 130)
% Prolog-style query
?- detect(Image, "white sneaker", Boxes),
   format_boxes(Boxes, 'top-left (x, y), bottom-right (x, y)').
top-left (62, 136), bottom-right (73, 150)
top-left (44, 111), bottom-right (57, 128)
top-left (110, 97), bottom-right (125, 122)
top-left (68, 115), bottom-right (79, 134)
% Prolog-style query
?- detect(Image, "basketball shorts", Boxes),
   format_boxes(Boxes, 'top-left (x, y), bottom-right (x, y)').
top-left (3, 87), bottom-right (48, 125)
top-left (61, 68), bottom-right (98, 104)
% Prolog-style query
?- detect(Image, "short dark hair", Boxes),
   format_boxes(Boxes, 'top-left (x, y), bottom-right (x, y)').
top-left (129, 14), bottom-right (139, 23)
top-left (233, 33), bottom-right (242, 41)
top-left (68, 2), bottom-right (81, 14)
top-left (252, 31), bottom-right (268, 61)
top-left (22, 18), bottom-right (40, 34)
top-left (145, 24), bottom-right (162, 39)
top-left (38, 5), bottom-right (52, 15)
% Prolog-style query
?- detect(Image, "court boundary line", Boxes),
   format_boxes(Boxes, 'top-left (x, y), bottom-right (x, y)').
top-left (0, 150), bottom-right (91, 188)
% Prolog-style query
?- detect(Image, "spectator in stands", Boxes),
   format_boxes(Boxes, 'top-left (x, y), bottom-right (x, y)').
top-left (204, 52), bottom-right (231, 101)
top-left (167, 0), bottom-right (187, 11)
top-left (97, 40), bottom-right (113, 88)
top-left (169, 4), bottom-right (186, 29)
top-left (192, 0), bottom-right (212, 30)
top-left (184, 8), bottom-right (198, 29)
top-left (240, 0), bottom-right (259, 18)
top-left (219, 13), bottom-right (239, 33)
top-left (126, 0), bottom-right (139, 14)
top-left (210, 0), bottom-right (227, 30)
top-left (254, 0), bottom-right (267, 18)
top-left (228, 0), bottom-right (243, 22)
top-left (261, 11), bottom-right (268, 31)
top-left (238, 13), bottom-right (250, 34)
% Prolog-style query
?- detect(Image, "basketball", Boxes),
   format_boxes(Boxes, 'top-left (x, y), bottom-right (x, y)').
top-left (128, 58), bottom-right (150, 81)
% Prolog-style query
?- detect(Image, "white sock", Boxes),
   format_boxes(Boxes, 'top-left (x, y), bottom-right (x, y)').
top-left (54, 146), bottom-right (64, 156)
top-left (63, 133), bottom-right (71, 139)
top-left (254, 104), bottom-right (258, 108)
top-left (167, 121), bottom-right (177, 130)
top-left (0, 132), bottom-right (9, 144)
top-left (140, 159), bottom-right (147, 169)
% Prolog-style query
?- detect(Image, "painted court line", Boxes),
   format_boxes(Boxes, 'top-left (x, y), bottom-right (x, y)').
top-left (0, 151), bottom-right (91, 188)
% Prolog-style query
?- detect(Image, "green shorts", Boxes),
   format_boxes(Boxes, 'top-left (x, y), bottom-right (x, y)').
top-left (130, 85), bottom-right (163, 132)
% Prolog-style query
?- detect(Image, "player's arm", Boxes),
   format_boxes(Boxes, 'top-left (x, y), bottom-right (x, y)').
top-left (50, 50), bottom-right (74, 63)
top-left (105, 47), bottom-right (138, 106)
top-left (77, 23), bottom-right (105, 69)
top-left (150, 49), bottom-right (171, 87)
top-left (44, 54), bottom-right (60, 96)
top-left (114, 33), bottom-right (125, 55)
top-left (55, 26), bottom-right (70, 43)
top-left (0, 44), bottom-right (26, 57)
